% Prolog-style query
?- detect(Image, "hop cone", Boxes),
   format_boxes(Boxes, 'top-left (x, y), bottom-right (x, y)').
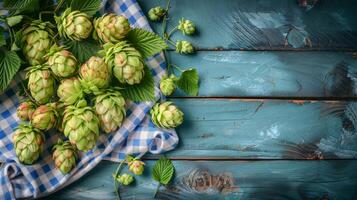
top-left (62, 100), bottom-right (100, 151)
top-left (13, 124), bottom-right (45, 165)
top-left (53, 140), bottom-right (78, 174)
top-left (148, 7), bottom-right (166, 21)
top-left (178, 19), bottom-right (196, 35)
top-left (80, 56), bottom-right (110, 92)
top-left (56, 8), bottom-right (93, 41)
top-left (27, 65), bottom-right (55, 104)
top-left (128, 160), bottom-right (145, 175)
top-left (20, 20), bottom-right (55, 65)
top-left (113, 173), bottom-right (134, 185)
top-left (94, 89), bottom-right (126, 133)
top-left (101, 41), bottom-right (144, 85)
top-left (160, 75), bottom-right (177, 96)
top-left (93, 14), bottom-right (130, 43)
top-left (57, 78), bottom-right (84, 105)
top-left (150, 101), bottom-right (184, 129)
top-left (176, 40), bottom-right (194, 54)
top-left (31, 103), bottom-right (58, 131)
top-left (17, 101), bottom-right (36, 121)
top-left (46, 45), bottom-right (78, 78)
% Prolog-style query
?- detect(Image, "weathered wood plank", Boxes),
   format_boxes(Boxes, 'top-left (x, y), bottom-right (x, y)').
top-left (147, 99), bottom-right (357, 159)
top-left (49, 160), bottom-right (357, 200)
top-left (168, 51), bottom-right (357, 97)
top-left (138, 0), bottom-right (357, 50)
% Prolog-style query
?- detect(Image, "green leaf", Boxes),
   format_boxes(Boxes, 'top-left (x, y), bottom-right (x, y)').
top-left (177, 68), bottom-right (199, 96)
top-left (71, 0), bottom-right (101, 16)
top-left (126, 28), bottom-right (168, 59)
top-left (63, 39), bottom-right (101, 63)
top-left (152, 156), bottom-right (175, 185)
top-left (4, 0), bottom-right (39, 15)
top-left (6, 15), bottom-right (23, 27)
top-left (0, 50), bottom-right (21, 92)
top-left (0, 27), bottom-right (6, 47)
top-left (120, 66), bottom-right (155, 102)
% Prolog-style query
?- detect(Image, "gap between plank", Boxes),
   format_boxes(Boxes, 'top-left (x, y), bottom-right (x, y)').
top-left (169, 96), bottom-right (357, 101)
top-left (167, 48), bottom-right (357, 52)
top-left (142, 156), bottom-right (357, 161)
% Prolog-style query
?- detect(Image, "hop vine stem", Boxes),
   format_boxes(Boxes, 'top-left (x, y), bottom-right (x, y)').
top-left (113, 160), bottom-right (125, 200)
top-left (166, 27), bottom-right (177, 40)
top-left (20, 81), bottom-right (38, 105)
top-left (154, 183), bottom-right (161, 198)
top-left (54, 0), bottom-right (65, 13)
top-left (170, 64), bottom-right (184, 73)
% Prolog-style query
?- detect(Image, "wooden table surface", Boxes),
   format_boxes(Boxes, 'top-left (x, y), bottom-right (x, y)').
top-left (49, 0), bottom-right (357, 199)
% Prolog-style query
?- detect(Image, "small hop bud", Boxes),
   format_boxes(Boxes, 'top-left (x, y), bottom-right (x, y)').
top-left (178, 19), bottom-right (195, 35)
top-left (113, 173), bottom-right (134, 185)
top-left (176, 40), bottom-right (194, 54)
top-left (160, 75), bottom-right (177, 96)
top-left (128, 160), bottom-right (145, 175)
top-left (148, 6), bottom-right (166, 21)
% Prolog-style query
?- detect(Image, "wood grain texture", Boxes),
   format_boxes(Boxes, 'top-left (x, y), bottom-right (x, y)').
top-left (168, 51), bottom-right (357, 98)
top-left (138, 0), bottom-right (357, 50)
top-left (147, 99), bottom-right (357, 159)
top-left (49, 160), bottom-right (357, 200)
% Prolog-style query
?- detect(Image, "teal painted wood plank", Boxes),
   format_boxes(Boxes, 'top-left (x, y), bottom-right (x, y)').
top-left (138, 0), bottom-right (357, 50)
top-left (143, 99), bottom-right (357, 159)
top-left (48, 160), bottom-right (357, 200)
top-left (168, 51), bottom-right (357, 97)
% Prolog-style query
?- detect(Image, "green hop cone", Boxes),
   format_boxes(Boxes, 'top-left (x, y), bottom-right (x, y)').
top-left (79, 56), bottom-right (110, 93)
top-left (27, 65), bottom-right (56, 104)
top-left (160, 74), bottom-right (178, 96)
top-left (113, 173), bottom-right (134, 186)
top-left (20, 20), bottom-right (55, 65)
top-left (128, 160), bottom-right (145, 175)
top-left (46, 45), bottom-right (78, 78)
top-left (17, 101), bottom-right (36, 121)
top-left (148, 6), bottom-right (166, 21)
top-left (13, 124), bottom-right (45, 165)
top-left (56, 8), bottom-right (93, 41)
top-left (175, 40), bottom-right (194, 54)
top-left (150, 101), bottom-right (184, 129)
top-left (31, 103), bottom-right (58, 131)
top-left (94, 89), bottom-right (126, 133)
top-left (101, 41), bottom-right (145, 85)
top-left (178, 18), bottom-right (196, 35)
top-left (53, 140), bottom-right (78, 174)
top-left (62, 100), bottom-right (100, 152)
top-left (57, 77), bottom-right (85, 105)
top-left (93, 14), bottom-right (131, 43)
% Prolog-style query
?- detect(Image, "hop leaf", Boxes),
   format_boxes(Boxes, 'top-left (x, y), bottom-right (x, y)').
top-left (0, 51), bottom-right (21, 92)
top-left (152, 156), bottom-right (175, 185)
top-left (126, 28), bottom-right (168, 59)
top-left (177, 68), bottom-right (199, 96)
top-left (71, 0), bottom-right (101, 16)
top-left (63, 39), bottom-right (101, 63)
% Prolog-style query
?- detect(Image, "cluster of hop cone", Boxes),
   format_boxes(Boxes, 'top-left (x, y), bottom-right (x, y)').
top-left (14, 8), bottom-right (183, 174)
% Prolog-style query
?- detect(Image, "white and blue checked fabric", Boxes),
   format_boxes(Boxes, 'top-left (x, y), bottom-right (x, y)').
top-left (0, 0), bottom-right (179, 199)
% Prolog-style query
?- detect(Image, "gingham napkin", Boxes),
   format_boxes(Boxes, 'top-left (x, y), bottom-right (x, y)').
top-left (0, 0), bottom-right (179, 199)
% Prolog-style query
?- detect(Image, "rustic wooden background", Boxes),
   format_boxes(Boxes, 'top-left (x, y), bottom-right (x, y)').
top-left (49, 0), bottom-right (357, 199)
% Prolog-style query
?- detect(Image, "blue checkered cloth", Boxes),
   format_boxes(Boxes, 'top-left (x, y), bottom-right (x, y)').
top-left (0, 0), bottom-right (178, 199)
